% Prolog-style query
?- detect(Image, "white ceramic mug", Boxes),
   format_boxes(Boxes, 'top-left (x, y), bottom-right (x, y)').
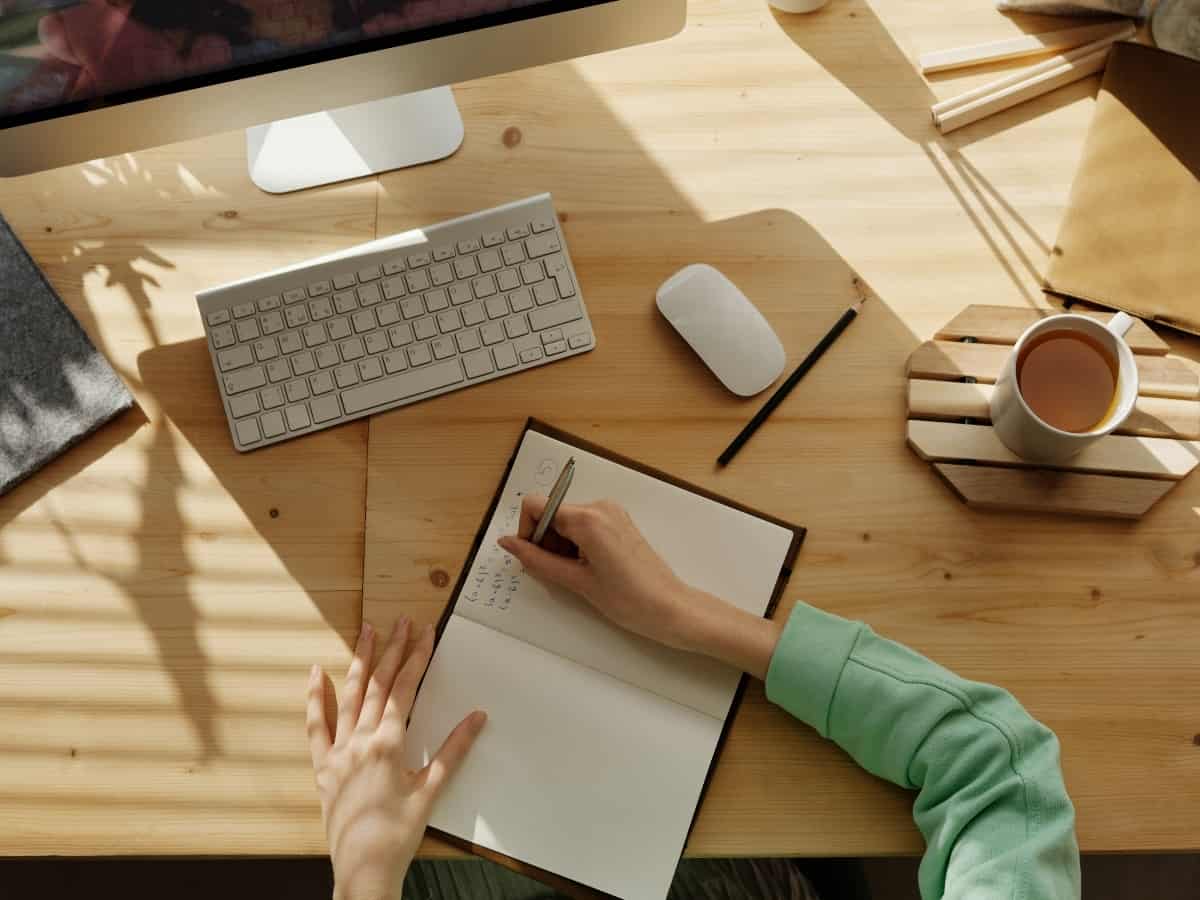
top-left (769, 0), bottom-right (832, 12)
top-left (989, 311), bottom-right (1138, 463)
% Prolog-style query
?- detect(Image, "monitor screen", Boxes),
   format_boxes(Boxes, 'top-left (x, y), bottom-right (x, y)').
top-left (0, 0), bottom-right (607, 128)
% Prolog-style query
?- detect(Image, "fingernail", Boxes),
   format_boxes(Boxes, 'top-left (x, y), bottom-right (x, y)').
top-left (392, 616), bottom-right (407, 638)
top-left (360, 622), bottom-right (373, 641)
top-left (472, 710), bottom-right (488, 729)
top-left (309, 664), bottom-right (320, 683)
top-left (424, 623), bottom-right (435, 638)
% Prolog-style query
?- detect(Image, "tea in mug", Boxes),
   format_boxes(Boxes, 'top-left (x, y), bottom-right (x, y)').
top-left (1016, 329), bottom-right (1118, 433)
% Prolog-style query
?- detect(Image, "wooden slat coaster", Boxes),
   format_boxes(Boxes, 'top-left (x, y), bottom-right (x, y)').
top-left (906, 305), bottom-right (1200, 518)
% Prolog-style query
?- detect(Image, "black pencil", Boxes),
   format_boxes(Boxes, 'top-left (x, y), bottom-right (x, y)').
top-left (717, 299), bottom-right (865, 467)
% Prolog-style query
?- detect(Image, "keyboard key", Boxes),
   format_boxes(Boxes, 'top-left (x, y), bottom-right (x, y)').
top-left (453, 257), bottom-right (478, 280)
top-left (341, 338), bottom-right (365, 361)
top-left (414, 317), bottom-right (437, 341)
top-left (261, 386), bottom-right (285, 409)
top-left (483, 230), bottom-right (505, 247)
top-left (358, 357), bottom-right (384, 381)
top-left (316, 346), bottom-right (340, 368)
top-left (405, 270), bottom-right (431, 293)
top-left (505, 316), bottom-right (530, 339)
top-left (509, 288), bottom-right (534, 312)
top-left (286, 379), bottom-right (310, 402)
top-left (531, 216), bottom-right (556, 234)
top-left (364, 333), bottom-right (389, 355)
top-left (327, 317), bottom-right (352, 340)
top-left (544, 253), bottom-right (569, 277)
top-left (456, 329), bottom-right (481, 353)
top-left (541, 328), bottom-right (564, 345)
top-left (526, 233), bottom-right (562, 258)
top-left (383, 259), bottom-right (406, 276)
top-left (279, 332), bottom-right (303, 355)
top-left (431, 337), bottom-right (455, 360)
top-left (233, 301), bottom-right (256, 318)
top-left (352, 310), bottom-right (376, 334)
top-left (433, 245), bottom-right (455, 262)
top-left (463, 349), bottom-right (495, 378)
top-left (485, 296), bottom-right (508, 320)
top-left (400, 297), bottom-right (424, 320)
top-left (494, 344), bottom-right (518, 370)
top-left (437, 309), bottom-right (462, 333)
top-left (208, 309), bottom-right (231, 326)
top-left (501, 243), bottom-right (525, 266)
top-left (358, 265), bottom-right (381, 282)
top-left (334, 291), bottom-right (358, 314)
top-left (236, 318), bottom-right (260, 342)
top-left (520, 262), bottom-right (544, 284)
top-left (358, 284), bottom-right (383, 306)
top-left (383, 350), bottom-right (408, 374)
top-left (407, 343), bottom-right (433, 367)
top-left (382, 276), bottom-right (406, 300)
top-left (376, 303), bottom-right (401, 326)
top-left (333, 273), bottom-right (357, 290)
top-left (519, 347), bottom-right (544, 364)
top-left (533, 282), bottom-right (558, 305)
top-left (310, 372), bottom-right (335, 395)
top-left (260, 311), bottom-right (285, 335)
top-left (506, 224), bottom-right (530, 240)
top-left (407, 252), bottom-right (431, 268)
top-left (211, 324), bottom-right (235, 350)
top-left (236, 418), bottom-right (261, 446)
top-left (283, 289), bottom-right (307, 305)
top-left (285, 404), bottom-right (311, 431)
top-left (303, 324), bottom-right (327, 347)
top-left (309, 298), bottom-right (333, 320)
top-left (477, 249), bottom-right (502, 273)
top-left (530, 300), bottom-right (583, 331)
top-left (430, 263), bottom-right (454, 287)
top-left (388, 323), bottom-right (414, 347)
top-left (254, 338), bottom-right (279, 361)
top-left (218, 345), bottom-right (253, 372)
top-left (260, 410), bottom-right (286, 439)
top-left (311, 394), bottom-right (341, 423)
top-left (545, 340), bottom-right (568, 356)
top-left (480, 323), bottom-right (505, 346)
top-left (341, 359), bottom-right (464, 415)
top-left (223, 365), bottom-right (266, 394)
top-left (497, 269), bottom-right (521, 292)
top-left (267, 359), bottom-right (291, 383)
top-left (462, 303), bottom-right (486, 327)
top-left (473, 275), bottom-right (497, 299)
top-left (448, 284), bottom-right (472, 306)
top-left (308, 280), bottom-right (332, 297)
top-left (257, 296), bottom-right (281, 312)
top-left (285, 305), bottom-right (310, 328)
top-left (334, 365), bottom-right (360, 388)
top-left (292, 351), bottom-right (316, 375)
top-left (458, 238), bottom-right (481, 254)
top-left (230, 393), bottom-right (260, 418)
top-left (424, 289), bottom-right (449, 312)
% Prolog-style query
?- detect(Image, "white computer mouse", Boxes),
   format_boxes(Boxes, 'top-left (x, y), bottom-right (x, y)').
top-left (656, 264), bottom-right (786, 396)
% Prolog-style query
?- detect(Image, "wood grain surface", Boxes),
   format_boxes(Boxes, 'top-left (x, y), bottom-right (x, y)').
top-left (2, 0), bottom-right (1198, 862)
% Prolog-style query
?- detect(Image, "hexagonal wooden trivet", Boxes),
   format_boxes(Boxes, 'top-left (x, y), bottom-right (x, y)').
top-left (906, 305), bottom-right (1200, 518)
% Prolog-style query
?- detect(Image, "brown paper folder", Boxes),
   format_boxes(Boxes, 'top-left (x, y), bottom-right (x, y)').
top-left (1045, 42), bottom-right (1200, 336)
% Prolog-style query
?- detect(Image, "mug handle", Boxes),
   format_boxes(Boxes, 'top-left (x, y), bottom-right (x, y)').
top-left (1107, 311), bottom-right (1134, 338)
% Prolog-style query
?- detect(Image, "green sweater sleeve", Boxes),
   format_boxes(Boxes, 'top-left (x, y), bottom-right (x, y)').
top-left (765, 602), bottom-right (1080, 900)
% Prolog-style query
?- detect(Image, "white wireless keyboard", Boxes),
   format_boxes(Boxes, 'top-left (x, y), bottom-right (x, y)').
top-left (197, 194), bottom-right (595, 451)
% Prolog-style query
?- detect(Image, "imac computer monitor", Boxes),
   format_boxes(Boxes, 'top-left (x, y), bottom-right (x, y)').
top-left (0, 1), bottom-right (685, 192)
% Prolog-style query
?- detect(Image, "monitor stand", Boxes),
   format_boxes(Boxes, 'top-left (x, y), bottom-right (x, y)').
top-left (246, 86), bottom-right (465, 194)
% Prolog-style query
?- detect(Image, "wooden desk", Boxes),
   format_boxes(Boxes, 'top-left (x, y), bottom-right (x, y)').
top-left (2, 0), bottom-right (1197, 861)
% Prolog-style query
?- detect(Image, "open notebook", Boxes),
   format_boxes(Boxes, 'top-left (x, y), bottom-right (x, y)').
top-left (405, 421), bottom-right (805, 900)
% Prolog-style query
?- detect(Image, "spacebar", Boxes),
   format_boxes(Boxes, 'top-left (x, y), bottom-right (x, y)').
top-left (341, 360), bottom-right (464, 414)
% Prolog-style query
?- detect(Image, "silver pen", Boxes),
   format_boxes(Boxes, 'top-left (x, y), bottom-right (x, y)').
top-left (531, 457), bottom-right (575, 546)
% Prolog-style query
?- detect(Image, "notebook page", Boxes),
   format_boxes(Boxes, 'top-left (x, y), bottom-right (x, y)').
top-left (455, 429), bottom-right (795, 720)
top-left (406, 615), bottom-right (723, 900)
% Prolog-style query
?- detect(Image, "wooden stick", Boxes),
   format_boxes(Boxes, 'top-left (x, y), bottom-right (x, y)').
top-left (918, 20), bottom-right (1131, 74)
top-left (930, 23), bottom-right (1136, 119)
top-left (934, 45), bottom-right (1112, 135)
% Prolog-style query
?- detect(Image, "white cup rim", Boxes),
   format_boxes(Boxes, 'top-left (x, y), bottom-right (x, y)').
top-left (1007, 313), bottom-right (1138, 440)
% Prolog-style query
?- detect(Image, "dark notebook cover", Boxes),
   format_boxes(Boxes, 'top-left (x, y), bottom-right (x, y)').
top-left (0, 214), bottom-right (133, 496)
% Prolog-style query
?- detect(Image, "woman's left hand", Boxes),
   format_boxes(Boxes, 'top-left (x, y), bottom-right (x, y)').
top-left (307, 620), bottom-right (487, 900)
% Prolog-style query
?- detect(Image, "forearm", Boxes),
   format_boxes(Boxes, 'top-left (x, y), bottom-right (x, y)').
top-left (673, 587), bottom-right (783, 681)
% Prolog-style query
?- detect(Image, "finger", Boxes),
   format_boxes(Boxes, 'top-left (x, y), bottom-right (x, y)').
top-left (420, 710), bottom-right (488, 798)
top-left (356, 617), bottom-right (410, 733)
top-left (335, 622), bottom-right (375, 743)
top-left (383, 622), bottom-right (436, 727)
top-left (517, 495), bottom-right (590, 545)
top-left (497, 535), bottom-right (589, 594)
top-left (305, 664), bottom-right (332, 768)
top-left (516, 494), bottom-right (546, 541)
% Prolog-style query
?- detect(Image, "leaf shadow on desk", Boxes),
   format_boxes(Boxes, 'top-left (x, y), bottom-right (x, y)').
top-left (771, 1), bottom-right (1097, 306)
